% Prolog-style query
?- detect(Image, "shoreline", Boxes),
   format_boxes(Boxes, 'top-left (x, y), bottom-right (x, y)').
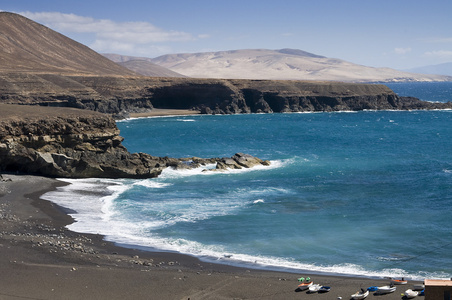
top-left (0, 174), bottom-right (422, 299)
top-left (129, 108), bottom-right (201, 118)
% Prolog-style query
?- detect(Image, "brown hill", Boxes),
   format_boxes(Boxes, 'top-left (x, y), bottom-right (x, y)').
top-left (103, 53), bottom-right (186, 77)
top-left (0, 12), bottom-right (137, 76)
top-left (119, 60), bottom-right (186, 77)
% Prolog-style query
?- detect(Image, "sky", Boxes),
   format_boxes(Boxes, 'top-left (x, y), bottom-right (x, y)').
top-left (1, 0), bottom-right (452, 70)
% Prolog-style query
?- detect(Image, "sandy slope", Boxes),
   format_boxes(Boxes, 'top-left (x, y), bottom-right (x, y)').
top-left (151, 48), bottom-right (452, 82)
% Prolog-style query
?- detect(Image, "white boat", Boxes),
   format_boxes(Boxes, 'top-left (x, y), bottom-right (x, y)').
top-left (351, 289), bottom-right (369, 299)
top-left (297, 281), bottom-right (313, 291)
top-left (376, 285), bottom-right (397, 294)
top-left (404, 289), bottom-right (419, 298)
top-left (308, 284), bottom-right (321, 293)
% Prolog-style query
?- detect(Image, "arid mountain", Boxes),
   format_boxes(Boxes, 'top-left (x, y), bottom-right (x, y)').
top-left (150, 49), bottom-right (452, 82)
top-left (406, 62), bottom-right (452, 77)
top-left (103, 54), bottom-right (185, 77)
top-left (0, 12), bottom-right (137, 76)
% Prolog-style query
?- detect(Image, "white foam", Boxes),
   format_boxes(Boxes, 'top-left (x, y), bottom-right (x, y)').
top-left (41, 178), bottom-right (131, 233)
top-left (99, 230), bottom-right (438, 280)
top-left (159, 159), bottom-right (283, 179)
top-left (133, 179), bottom-right (172, 188)
top-left (41, 173), bottom-right (446, 281)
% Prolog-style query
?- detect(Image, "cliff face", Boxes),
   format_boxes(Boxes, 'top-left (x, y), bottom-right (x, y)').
top-left (0, 105), bottom-right (164, 178)
top-left (0, 105), bottom-right (269, 178)
top-left (2, 75), bottom-right (450, 117)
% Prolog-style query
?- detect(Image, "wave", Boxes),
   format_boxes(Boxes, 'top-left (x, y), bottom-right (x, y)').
top-left (104, 231), bottom-right (445, 281)
top-left (132, 179), bottom-right (172, 188)
top-left (40, 175), bottom-right (451, 281)
top-left (159, 159), bottom-right (285, 179)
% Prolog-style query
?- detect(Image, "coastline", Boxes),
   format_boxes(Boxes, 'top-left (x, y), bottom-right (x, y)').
top-left (0, 174), bottom-right (422, 299)
top-left (129, 108), bottom-right (201, 118)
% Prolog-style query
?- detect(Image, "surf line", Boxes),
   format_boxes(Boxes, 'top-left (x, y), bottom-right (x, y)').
top-left (382, 240), bottom-right (452, 272)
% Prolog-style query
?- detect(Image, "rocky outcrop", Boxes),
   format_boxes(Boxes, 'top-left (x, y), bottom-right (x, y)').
top-left (0, 105), bottom-right (269, 178)
top-left (214, 153), bottom-right (271, 171)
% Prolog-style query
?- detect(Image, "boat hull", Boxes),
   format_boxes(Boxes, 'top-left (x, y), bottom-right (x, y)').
top-left (404, 289), bottom-right (419, 299)
top-left (376, 285), bottom-right (397, 294)
top-left (351, 290), bottom-right (369, 299)
top-left (297, 281), bottom-right (313, 291)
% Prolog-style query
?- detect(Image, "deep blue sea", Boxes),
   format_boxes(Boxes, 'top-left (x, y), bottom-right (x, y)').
top-left (42, 82), bottom-right (452, 280)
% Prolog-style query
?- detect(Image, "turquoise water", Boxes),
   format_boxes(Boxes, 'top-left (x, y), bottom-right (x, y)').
top-left (42, 82), bottom-right (452, 279)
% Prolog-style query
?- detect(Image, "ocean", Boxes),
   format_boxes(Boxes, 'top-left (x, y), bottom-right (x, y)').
top-left (41, 82), bottom-right (452, 280)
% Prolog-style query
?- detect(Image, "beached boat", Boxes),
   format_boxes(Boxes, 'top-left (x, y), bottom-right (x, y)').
top-left (351, 289), bottom-right (369, 299)
top-left (308, 284), bottom-right (321, 293)
top-left (376, 285), bottom-right (397, 294)
top-left (318, 286), bottom-right (331, 293)
top-left (412, 283), bottom-right (425, 290)
top-left (297, 281), bottom-right (313, 291)
top-left (404, 289), bottom-right (419, 298)
top-left (367, 286), bottom-right (378, 292)
top-left (391, 278), bottom-right (408, 285)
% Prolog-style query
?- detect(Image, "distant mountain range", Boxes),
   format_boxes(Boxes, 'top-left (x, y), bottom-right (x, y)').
top-left (406, 62), bottom-right (452, 77)
top-left (105, 49), bottom-right (452, 82)
top-left (1, 11), bottom-right (450, 83)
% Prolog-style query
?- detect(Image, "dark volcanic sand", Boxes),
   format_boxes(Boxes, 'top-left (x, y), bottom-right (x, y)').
top-left (0, 174), bottom-right (421, 299)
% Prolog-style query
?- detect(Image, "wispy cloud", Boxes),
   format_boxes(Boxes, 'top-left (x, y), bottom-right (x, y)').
top-left (421, 37), bottom-right (452, 43)
top-left (394, 47), bottom-right (412, 55)
top-left (19, 11), bottom-right (201, 56)
top-left (424, 50), bottom-right (452, 58)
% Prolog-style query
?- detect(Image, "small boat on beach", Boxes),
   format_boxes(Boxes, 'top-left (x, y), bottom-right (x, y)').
top-left (376, 285), bottom-right (397, 294)
top-left (367, 286), bottom-right (378, 292)
top-left (391, 278), bottom-right (408, 285)
top-left (351, 289), bottom-right (369, 299)
top-left (308, 284), bottom-right (321, 293)
top-left (318, 285), bottom-right (331, 293)
top-left (412, 283), bottom-right (425, 290)
top-left (297, 281), bottom-right (313, 291)
top-left (404, 288), bottom-right (419, 298)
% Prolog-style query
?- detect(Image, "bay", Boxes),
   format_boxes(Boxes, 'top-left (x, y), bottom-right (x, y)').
top-left (42, 82), bottom-right (452, 279)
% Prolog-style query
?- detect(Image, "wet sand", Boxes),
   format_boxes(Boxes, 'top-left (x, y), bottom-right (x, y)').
top-left (0, 174), bottom-right (422, 299)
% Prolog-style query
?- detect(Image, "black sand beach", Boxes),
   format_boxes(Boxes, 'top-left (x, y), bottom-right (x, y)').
top-left (0, 174), bottom-right (423, 300)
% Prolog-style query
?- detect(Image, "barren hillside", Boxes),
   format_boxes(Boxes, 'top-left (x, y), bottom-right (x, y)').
top-left (0, 12), bottom-right (137, 76)
top-left (150, 49), bottom-right (452, 82)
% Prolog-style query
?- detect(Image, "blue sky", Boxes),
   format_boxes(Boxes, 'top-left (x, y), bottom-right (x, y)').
top-left (2, 0), bottom-right (452, 70)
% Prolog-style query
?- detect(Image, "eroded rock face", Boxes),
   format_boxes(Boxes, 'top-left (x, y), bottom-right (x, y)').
top-left (0, 105), bottom-right (270, 178)
top-left (0, 106), bottom-right (160, 178)
top-left (2, 75), bottom-right (451, 118)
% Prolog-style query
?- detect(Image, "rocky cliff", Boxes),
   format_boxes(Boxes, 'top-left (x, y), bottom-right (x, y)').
top-left (0, 105), bottom-right (269, 178)
top-left (2, 75), bottom-right (451, 118)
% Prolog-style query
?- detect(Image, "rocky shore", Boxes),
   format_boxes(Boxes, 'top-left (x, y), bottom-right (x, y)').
top-left (0, 104), bottom-right (270, 178)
